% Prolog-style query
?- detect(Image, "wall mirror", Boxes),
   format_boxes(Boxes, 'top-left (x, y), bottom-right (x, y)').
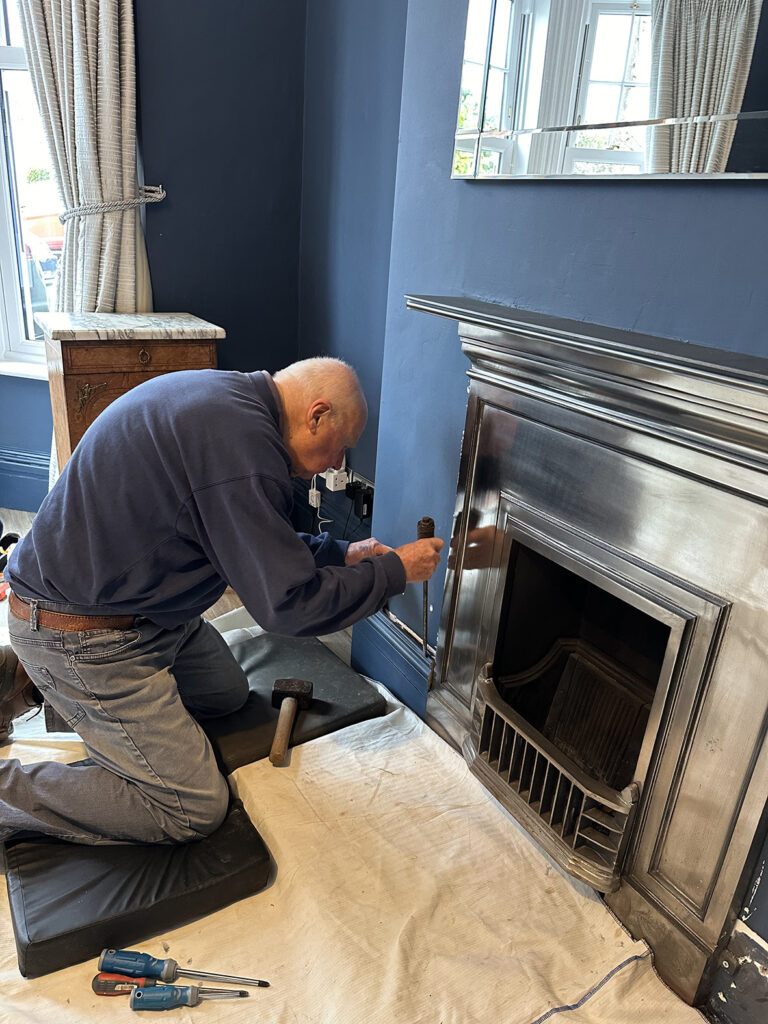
top-left (453, 0), bottom-right (768, 178)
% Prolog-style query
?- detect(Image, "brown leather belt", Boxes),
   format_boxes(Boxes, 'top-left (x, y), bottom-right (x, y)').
top-left (9, 592), bottom-right (138, 632)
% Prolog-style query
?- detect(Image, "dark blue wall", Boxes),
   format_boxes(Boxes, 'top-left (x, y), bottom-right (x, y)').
top-left (0, 376), bottom-right (50, 512)
top-left (134, 0), bottom-right (306, 371)
top-left (298, 0), bottom-right (408, 478)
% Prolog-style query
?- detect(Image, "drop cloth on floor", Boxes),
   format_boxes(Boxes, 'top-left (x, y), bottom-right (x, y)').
top-left (0, 689), bottom-right (705, 1023)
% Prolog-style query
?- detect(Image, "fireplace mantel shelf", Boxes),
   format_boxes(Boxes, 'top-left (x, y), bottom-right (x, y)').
top-left (406, 294), bottom-right (768, 388)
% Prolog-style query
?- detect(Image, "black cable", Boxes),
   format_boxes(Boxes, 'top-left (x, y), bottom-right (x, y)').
top-left (343, 503), bottom-right (353, 539)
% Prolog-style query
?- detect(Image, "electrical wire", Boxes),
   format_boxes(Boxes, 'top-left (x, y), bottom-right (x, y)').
top-left (343, 503), bottom-right (354, 539)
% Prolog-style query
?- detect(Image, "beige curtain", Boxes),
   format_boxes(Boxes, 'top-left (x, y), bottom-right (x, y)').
top-left (16, 0), bottom-right (159, 313)
top-left (649, 0), bottom-right (763, 173)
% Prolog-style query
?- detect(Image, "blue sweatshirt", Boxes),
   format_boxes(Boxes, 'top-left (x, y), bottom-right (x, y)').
top-left (8, 370), bottom-right (406, 634)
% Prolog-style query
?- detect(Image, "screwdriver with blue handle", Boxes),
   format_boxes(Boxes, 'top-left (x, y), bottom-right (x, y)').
top-left (99, 948), bottom-right (270, 987)
top-left (92, 974), bottom-right (249, 998)
top-left (130, 984), bottom-right (248, 1010)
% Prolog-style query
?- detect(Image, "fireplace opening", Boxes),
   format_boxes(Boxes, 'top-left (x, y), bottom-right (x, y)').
top-left (492, 543), bottom-right (671, 792)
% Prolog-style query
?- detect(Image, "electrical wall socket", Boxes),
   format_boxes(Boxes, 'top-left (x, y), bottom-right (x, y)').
top-left (309, 487), bottom-right (321, 508)
top-left (324, 469), bottom-right (349, 491)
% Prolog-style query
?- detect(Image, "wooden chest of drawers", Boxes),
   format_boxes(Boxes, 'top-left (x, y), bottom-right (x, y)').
top-left (36, 312), bottom-right (225, 466)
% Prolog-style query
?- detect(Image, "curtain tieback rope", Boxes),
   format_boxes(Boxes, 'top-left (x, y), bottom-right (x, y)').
top-left (59, 184), bottom-right (166, 223)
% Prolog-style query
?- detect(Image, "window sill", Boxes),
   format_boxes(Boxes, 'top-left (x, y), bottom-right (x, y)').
top-left (0, 358), bottom-right (48, 381)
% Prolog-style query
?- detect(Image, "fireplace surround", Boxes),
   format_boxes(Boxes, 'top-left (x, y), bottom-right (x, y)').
top-left (409, 295), bottom-right (768, 1005)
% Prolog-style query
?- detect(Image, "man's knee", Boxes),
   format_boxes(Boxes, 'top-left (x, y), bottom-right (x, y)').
top-left (155, 770), bottom-right (230, 843)
top-left (191, 777), bottom-right (230, 838)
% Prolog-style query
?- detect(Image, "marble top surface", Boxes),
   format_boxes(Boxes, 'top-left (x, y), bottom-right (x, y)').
top-left (34, 312), bottom-right (226, 340)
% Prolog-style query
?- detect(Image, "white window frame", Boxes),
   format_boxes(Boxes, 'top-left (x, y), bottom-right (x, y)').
top-left (561, 0), bottom-right (651, 174)
top-left (476, 0), bottom-right (537, 177)
top-left (0, 40), bottom-right (48, 372)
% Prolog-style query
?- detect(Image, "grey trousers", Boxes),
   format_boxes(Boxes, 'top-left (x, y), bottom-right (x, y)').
top-left (2, 603), bottom-right (249, 844)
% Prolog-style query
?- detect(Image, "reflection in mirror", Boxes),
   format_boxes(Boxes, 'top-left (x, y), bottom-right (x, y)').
top-left (453, 0), bottom-right (768, 178)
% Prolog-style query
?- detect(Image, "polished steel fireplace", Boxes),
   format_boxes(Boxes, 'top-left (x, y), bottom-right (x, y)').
top-left (410, 295), bottom-right (768, 1005)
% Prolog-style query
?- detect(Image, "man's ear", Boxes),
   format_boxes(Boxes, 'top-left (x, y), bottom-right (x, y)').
top-left (307, 399), bottom-right (332, 433)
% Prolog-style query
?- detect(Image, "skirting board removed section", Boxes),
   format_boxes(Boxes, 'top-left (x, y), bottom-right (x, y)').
top-left (351, 611), bottom-right (430, 716)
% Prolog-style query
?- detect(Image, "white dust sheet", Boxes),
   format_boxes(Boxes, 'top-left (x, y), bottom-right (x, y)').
top-left (0, 692), bottom-right (705, 1024)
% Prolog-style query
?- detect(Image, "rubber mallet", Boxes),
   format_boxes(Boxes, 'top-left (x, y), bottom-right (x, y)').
top-left (269, 678), bottom-right (314, 766)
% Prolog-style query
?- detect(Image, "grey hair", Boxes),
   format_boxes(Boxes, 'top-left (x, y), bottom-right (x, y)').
top-left (274, 357), bottom-right (366, 424)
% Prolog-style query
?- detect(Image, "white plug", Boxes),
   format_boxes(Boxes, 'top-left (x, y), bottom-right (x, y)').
top-left (309, 486), bottom-right (321, 508)
top-left (324, 469), bottom-right (349, 492)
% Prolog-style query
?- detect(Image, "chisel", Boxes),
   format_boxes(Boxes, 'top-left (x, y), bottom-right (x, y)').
top-left (417, 516), bottom-right (435, 656)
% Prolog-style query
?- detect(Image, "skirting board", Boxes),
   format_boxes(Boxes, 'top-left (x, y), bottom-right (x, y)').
top-left (351, 611), bottom-right (430, 716)
top-left (0, 448), bottom-right (49, 513)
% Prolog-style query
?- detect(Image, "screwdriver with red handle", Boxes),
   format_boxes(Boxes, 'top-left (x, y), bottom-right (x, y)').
top-left (92, 973), bottom-right (249, 998)
top-left (98, 947), bottom-right (269, 987)
top-left (93, 974), bottom-right (162, 995)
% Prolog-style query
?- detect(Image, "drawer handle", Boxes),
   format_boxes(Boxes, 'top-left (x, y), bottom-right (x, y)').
top-left (138, 347), bottom-right (152, 365)
top-left (76, 381), bottom-right (108, 412)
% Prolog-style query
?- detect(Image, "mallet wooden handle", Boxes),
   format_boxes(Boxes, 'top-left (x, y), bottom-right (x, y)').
top-left (270, 696), bottom-right (299, 765)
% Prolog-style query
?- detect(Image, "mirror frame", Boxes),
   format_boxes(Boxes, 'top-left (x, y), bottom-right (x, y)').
top-left (453, 0), bottom-right (768, 180)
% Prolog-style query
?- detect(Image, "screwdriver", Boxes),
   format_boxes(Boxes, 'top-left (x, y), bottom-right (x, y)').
top-left (93, 973), bottom-right (161, 995)
top-left (99, 948), bottom-right (270, 987)
top-left (129, 984), bottom-right (248, 1010)
top-left (92, 973), bottom-right (246, 997)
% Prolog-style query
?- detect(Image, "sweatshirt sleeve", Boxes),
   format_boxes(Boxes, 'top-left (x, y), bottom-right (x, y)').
top-left (186, 472), bottom-right (405, 636)
top-left (298, 531), bottom-right (350, 567)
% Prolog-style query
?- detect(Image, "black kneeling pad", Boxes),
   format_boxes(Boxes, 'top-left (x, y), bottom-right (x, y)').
top-left (203, 631), bottom-right (387, 773)
top-left (2, 799), bottom-right (271, 978)
top-left (2, 632), bottom-right (384, 979)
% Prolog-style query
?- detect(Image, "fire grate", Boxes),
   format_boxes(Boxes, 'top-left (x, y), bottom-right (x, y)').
top-left (497, 638), bottom-right (653, 791)
top-left (466, 668), bottom-right (638, 892)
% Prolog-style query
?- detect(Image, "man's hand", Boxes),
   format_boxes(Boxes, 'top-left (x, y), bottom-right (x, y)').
top-left (449, 524), bottom-right (499, 571)
top-left (345, 537), bottom-right (393, 565)
top-left (394, 538), bottom-right (444, 583)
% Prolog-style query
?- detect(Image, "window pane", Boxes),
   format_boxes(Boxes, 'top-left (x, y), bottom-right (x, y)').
top-left (5, 1), bottom-right (25, 48)
top-left (3, 69), bottom-right (62, 340)
top-left (584, 83), bottom-right (621, 124)
top-left (483, 66), bottom-right (505, 130)
top-left (453, 140), bottom-right (477, 176)
top-left (571, 159), bottom-right (639, 175)
top-left (458, 61), bottom-right (485, 130)
top-left (620, 85), bottom-right (649, 122)
top-left (479, 148), bottom-right (501, 175)
top-left (464, 0), bottom-right (493, 64)
top-left (590, 15), bottom-right (632, 82)
top-left (490, 0), bottom-right (513, 68)
top-left (574, 124), bottom-right (645, 153)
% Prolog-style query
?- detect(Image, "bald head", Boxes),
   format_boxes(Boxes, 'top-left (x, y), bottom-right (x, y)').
top-left (273, 358), bottom-right (367, 478)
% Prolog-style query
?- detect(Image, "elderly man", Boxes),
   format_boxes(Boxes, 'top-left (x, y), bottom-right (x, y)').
top-left (0, 358), bottom-right (443, 845)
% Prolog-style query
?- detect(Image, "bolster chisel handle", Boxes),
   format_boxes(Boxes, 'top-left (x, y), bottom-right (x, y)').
top-left (417, 517), bottom-right (435, 657)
